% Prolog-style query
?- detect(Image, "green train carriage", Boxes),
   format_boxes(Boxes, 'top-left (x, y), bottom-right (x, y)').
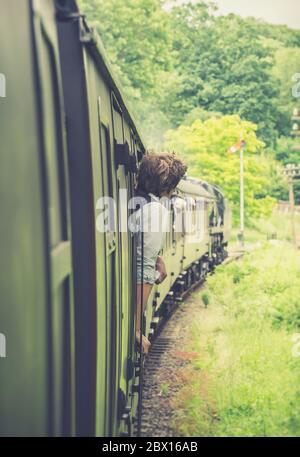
top-left (0, 0), bottom-right (231, 437)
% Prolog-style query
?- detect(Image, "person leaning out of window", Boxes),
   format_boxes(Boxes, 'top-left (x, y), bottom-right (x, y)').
top-left (134, 152), bottom-right (187, 354)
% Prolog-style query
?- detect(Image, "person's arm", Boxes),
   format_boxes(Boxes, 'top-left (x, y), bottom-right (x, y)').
top-left (135, 283), bottom-right (153, 354)
top-left (135, 283), bottom-right (153, 333)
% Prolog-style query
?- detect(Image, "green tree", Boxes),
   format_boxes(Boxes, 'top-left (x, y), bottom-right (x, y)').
top-left (79, 0), bottom-right (173, 94)
top-left (242, 17), bottom-right (300, 48)
top-left (272, 48), bottom-right (300, 136)
top-left (170, 7), bottom-right (280, 145)
top-left (164, 114), bottom-right (276, 222)
top-left (79, 0), bottom-right (180, 147)
top-left (78, 0), bottom-right (300, 151)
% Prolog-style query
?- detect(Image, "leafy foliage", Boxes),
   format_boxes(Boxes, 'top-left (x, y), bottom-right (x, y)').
top-left (79, 0), bottom-right (172, 94)
top-left (78, 0), bottom-right (300, 147)
top-left (169, 9), bottom-right (280, 145)
top-left (78, 0), bottom-right (177, 146)
top-left (164, 114), bottom-right (276, 221)
top-left (243, 17), bottom-right (300, 48)
top-left (272, 47), bottom-right (300, 136)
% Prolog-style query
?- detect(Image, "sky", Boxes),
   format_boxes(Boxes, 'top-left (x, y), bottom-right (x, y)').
top-left (165, 0), bottom-right (300, 29)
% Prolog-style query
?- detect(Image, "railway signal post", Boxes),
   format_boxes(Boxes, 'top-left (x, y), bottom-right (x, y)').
top-left (228, 138), bottom-right (246, 247)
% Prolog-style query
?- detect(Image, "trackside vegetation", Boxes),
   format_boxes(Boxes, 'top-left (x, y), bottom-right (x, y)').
top-left (164, 114), bottom-right (276, 222)
top-left (173, 243), bottom-right (300, 437)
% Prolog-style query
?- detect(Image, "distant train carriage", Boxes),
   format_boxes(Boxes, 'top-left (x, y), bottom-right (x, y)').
top-left (0, 0), bottom-right (231, 437)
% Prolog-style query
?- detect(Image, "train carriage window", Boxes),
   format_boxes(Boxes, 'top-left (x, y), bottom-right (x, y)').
top-left (100, 123), bottom-right (113, 199)
top-left (173, 197), bottom-right (185, 241)
top-left (193, 200), bottom-right (197, 234)
top-left (185, 196), bottom-right (196, 235)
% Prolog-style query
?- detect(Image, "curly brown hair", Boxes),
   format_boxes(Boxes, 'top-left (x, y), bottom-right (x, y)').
top-left (136, 152), bottom-right (187, 197)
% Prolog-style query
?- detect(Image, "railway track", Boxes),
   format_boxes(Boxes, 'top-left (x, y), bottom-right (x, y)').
top-left (136, 249), bottom-right (245, 437)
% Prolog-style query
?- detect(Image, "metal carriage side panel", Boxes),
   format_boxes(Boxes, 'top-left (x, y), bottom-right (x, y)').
top-left (82, 51), bottom-right (111, 425)
top-left (55, 3), bottom-right (98, 437)
top-left (169, 198), bottom-right (186, 286)
top-left (32, 0), bottom-right (77, 436)
top-left (82, 45), bottom-right (128, 436)
top-left (223, 199), bottom-right (232, 244)
top-left (182, 195), bottom-right (210, 270)
top-left (110, 92), bottom-right (136, 436)
top-left (0, 0), bottom-right (50, 436)
top-left (84, 34), bottom-right (145, 436)
top-left (119, 121), bottom-right (140, 418)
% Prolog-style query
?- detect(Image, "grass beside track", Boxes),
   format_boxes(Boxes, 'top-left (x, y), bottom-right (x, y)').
top-left (172, 241), bottom-right (300, 437)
